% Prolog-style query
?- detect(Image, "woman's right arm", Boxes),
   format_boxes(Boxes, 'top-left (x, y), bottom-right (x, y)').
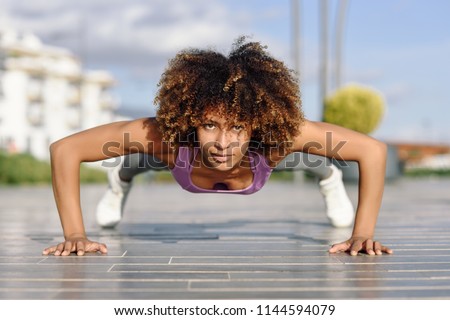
top-left (42, 117), bottom-right (160, 256)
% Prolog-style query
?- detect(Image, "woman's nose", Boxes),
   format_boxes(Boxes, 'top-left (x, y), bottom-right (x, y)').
top-left (215, 130), bottom-right (237, 150)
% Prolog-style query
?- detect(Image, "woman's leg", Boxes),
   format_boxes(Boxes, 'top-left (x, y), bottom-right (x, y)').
top-left (96, 153), bottom-right (167, 228)
top-left (119, 153), bottom-right (168, 182)
top-left (274, 152), bottom-right (332, 179)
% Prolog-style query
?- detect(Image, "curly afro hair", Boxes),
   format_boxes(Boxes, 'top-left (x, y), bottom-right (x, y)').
top-left (155, 36), bottom-right (304, 158)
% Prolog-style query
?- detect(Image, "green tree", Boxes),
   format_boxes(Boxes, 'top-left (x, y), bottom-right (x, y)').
top-left (323, 83), bottom-right (385, 134)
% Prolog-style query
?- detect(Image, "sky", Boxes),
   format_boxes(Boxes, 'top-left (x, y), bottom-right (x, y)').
top-left (1, 0), bottom-right (449, 144)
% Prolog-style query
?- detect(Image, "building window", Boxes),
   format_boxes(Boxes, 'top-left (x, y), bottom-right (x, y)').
top-left (68, 82), bottom-right (81, 106)
top-left (27, 76), bottom-right (43, 102)
top-left (28, 103), bottom-right (44, 126)
top-left (66, 105), bottom-right (82, 130)
top-left (0, 71), bottom-right (4, 98)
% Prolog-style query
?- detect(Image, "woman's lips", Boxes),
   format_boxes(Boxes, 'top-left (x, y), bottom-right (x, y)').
top-left (211, 153), bottom-right (232, 162)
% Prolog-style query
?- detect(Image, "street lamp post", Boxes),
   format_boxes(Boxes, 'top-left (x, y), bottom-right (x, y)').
top-left (335, 0), bottom-right (349, 90)
top-left (291, 0), bottom-right (301, 76)
top-left (319, 0), bottom-right (329, 121)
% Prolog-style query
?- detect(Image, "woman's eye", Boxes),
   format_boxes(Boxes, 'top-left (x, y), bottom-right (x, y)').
top-left (203, 124), bottom-right (215, 129)
top-left (233, 125), bottom-right (243, 131)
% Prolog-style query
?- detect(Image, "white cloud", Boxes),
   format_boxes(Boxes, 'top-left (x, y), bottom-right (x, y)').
top-left (0, 0), bottom-right (247, 68)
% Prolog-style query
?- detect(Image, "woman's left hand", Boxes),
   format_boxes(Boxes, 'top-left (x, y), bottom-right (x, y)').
top-left (329, 236), bottom-right (393, 256)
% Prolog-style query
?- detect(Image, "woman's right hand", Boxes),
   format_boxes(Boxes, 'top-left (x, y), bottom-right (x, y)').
top-left (42, 236), bottom-right (107, 256)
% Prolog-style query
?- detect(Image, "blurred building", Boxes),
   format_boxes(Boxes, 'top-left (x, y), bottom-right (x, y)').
top-left (0, 29), bottom-right (121, 161)
top-left (393, 142), bottom-right (450, 170)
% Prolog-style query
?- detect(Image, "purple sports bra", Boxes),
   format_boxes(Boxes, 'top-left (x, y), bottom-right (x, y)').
top-left (169, 147), bottom-right (273, 195)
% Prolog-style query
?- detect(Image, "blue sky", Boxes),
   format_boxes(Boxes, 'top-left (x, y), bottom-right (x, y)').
top-left (1, 0), bottom-right (449, 144)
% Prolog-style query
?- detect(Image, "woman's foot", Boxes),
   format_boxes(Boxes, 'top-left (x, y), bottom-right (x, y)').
top-left (95, 164), bottom-right (132, 228)
top-left (319, 165), bottom-right (354, 228)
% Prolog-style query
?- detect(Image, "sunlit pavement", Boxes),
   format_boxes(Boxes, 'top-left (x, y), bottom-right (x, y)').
top-left (1, 177), bottom-right (450, 299)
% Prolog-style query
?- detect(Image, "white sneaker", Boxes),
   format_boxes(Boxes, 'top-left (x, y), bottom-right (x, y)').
top-left (319, 165), bottom-right (354, 228)
top-left (95, 162), bottom-right (132, 228)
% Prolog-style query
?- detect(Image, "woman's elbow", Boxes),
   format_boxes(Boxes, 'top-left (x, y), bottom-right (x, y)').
top-left (49, 140), bottom-right (61, 155)
top-left (375, 140), bottom-right (387, 155)
top-left (49, 138), bottom-right (71, 159)
top-left (368, 140), bottom-right (387, 163)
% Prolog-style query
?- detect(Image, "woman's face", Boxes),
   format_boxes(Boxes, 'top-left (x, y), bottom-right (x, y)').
top-left (196, 112), bottom-right (252, 171)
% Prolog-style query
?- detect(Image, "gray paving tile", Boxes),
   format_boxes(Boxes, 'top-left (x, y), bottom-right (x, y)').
top-left (0, 272), bottom-right (229, 281)
top-left (333, 254), bottom-right (450, 264)
top-left (1, 178), bottom-right (450, 299)
top-left (0, 280), bottom-right (189, 290)
top-left (189, 279), bottom-right (450, 291)
top-left (0, 291), bottom-right (60, 300)
top-left (229, 270), bottom-right (436, 281)
top-left (40, 256), bottom-right (171, 265)
top-left (0, 257), bottom-right (48, 263)
top-left (0, 264), bottom-right (113, 275)
top-left (3, 288), bottom-right (450, 300)
top-left (170, 256), bottom-right (343, 264)
top-left (110, 263), bottom-right (382, 273)
top-left (120, 249), bottom-right (332, 257)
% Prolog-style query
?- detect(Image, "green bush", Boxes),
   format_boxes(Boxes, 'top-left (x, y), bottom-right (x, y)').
top-left (0, 151), bottom-right (107, 185)
top-left (79, 164), bottom-right (108, 183)
top-left (404, 168), bottom-right (450, 177)
top-left (0, 151), bottom-right (52, 184)
top-left (323, 84), bottom-right (385, 134)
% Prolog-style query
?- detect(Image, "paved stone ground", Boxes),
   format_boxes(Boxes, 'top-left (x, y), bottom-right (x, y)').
top-left (0, 176), bottom-right (450, 299)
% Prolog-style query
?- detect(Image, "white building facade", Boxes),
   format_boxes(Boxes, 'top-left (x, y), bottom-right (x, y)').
top-left (0, 29), bottom-right (121, 162)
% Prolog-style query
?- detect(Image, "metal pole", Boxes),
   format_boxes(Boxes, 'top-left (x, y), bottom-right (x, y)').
top-left (319, 0), bottom-right (329, 121)
top-left (335, 0), bottom-right (349, 90)
top-left (290, 0), bottom-right (304, 183)
top-left (290, 0), bottom-right (301, 76)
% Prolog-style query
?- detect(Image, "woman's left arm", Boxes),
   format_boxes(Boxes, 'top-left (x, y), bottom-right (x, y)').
top-left (291, 120), bottom-right (393, 255)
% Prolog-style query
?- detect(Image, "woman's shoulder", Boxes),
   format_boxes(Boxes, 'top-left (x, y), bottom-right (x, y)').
top-left (132, 117), bottom-right (176, 160)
